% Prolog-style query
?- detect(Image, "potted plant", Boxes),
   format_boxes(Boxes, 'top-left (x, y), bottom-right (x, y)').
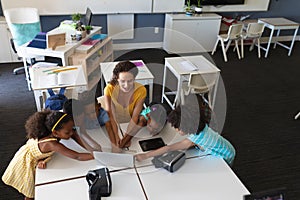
top-left (195, 0), bottom-right (203, 13)
top-left (85, 25), bottom-right (93, 34)
top-left (72, 13), bottom-right (82, 23)
top-left (184, 0), bottom-right (194, 16)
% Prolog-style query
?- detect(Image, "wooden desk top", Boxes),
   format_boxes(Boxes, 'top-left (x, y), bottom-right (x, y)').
top-left (259, 18), bottom-right (299, 27)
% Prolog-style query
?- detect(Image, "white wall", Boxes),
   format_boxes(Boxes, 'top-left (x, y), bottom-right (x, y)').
top-left (1, 0), bottom-right (270, 15)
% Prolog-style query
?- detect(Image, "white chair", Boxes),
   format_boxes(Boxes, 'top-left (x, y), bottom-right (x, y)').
top-left (180, 72), bottom-right (218, 106)
top-left (211, 24), bottom-right (244, 62)
top-left (4, 7), bottom-right (42, 90)
top-left (241, 22), bottom-right (265, 58)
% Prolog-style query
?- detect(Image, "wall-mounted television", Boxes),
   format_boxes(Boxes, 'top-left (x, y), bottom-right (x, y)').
top-left (187, 0), bottom-right (245, 6)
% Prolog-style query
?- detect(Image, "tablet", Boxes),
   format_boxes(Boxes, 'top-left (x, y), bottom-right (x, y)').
top-left (139, 137), bottom-right (166, 152)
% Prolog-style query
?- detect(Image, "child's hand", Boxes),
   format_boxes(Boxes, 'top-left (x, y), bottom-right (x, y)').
top-left (37, 160), bottom-right (47, 169)
top-left (135, 153), bottom-right (148, 162)
top-left (118, 139), bottom-right (131, 148)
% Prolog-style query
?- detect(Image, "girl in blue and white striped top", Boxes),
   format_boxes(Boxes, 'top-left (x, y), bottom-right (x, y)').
top-left (135, 96), bottom-right (236, 166)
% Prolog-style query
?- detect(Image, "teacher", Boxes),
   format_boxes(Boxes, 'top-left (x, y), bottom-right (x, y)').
top-left (104, 61), bottom-right (146, 147)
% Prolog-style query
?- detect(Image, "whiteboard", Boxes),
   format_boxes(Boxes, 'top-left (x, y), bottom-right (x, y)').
top-left (1, 0), bottom-right (153, 15)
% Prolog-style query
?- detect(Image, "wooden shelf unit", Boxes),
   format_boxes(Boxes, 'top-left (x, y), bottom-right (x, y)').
top-left (69, 37), bottom-right (113, 91)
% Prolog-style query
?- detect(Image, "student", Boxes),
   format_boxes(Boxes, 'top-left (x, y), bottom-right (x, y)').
top-left (135, 97), bottom-right (236, 166)
top-left (119, 103), bottom-right (167, 148)
top-left (2, 110), bottom-right (94, 200)
top-left (104, 61), bottom-right (146, 146)
top-left (63, 99), bottom-right (102, 152)
top-left (83, 96), bottom-right (119, 152)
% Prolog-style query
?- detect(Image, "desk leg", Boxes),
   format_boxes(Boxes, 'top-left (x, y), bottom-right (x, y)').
top-left (161, 65), bottom-right (167, 103)
top-left (33, 90), bottom-right (43, 111)
top-left (173, 76), bottom-right (182, 108)
top-left (265, 28), bottom-right (275, 58)
top-left (288, 27), bottom-right (299, 56)
top-left (211, 72), bottom-right (220, 110)
top-left (23, 58), bottom-right (31, 91)
top-left (149, 80), bottom-right (153, 103)
top-left (273, 29), bottom-right (280, 49)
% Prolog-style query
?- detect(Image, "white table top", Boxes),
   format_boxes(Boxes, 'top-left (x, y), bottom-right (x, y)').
top-left (18, 26), bottom-right (102, 63)
top-left (258, 18), bottom-right (299, 27)
top-left (100, 60), bottom-right (154, 84)
top-left (165, 55), bottom-right (220, 76)
top-left (35, 168), bottom-right (146, 200)
top-left (136, 156), bottom-right (250, 200)
top-left (35, 123), bottom-right (249, 199)
top-left (29, 64), bottom-right (87, 90)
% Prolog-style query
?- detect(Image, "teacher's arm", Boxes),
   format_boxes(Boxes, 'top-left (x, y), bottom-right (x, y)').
top-left (104, 94), bottom-right (120, 145)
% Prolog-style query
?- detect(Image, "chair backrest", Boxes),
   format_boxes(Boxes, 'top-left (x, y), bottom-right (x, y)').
top-left (244, 22), bottom-right (265, 38)
top-left (188, 72), bottom-right (218, 93)
top-left (227, 24), bottom-right (243, 40)
top-left (4, 7), bottom-right (41, 48)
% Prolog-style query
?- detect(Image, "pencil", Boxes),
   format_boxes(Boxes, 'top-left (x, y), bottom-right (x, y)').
top-left (47, 67), bottom-right (78, 74)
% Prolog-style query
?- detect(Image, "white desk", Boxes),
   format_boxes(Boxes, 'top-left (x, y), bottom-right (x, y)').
top-left (161, 56), bottom-right (220, 109)
top-left (29, 64), bottom-right (87, 111)
top-left (19, 26), bottom-right (102, 66)
top-left (258, 18), bottom-right (299, 58)
top-left (35, 169), bottom-right (146, 200)
top-left (100, 60), bottom-right (154, 102)
top-left (136, 156), bottom-right (250, 200)
top-left (35, 123), bottom-right (249, 199)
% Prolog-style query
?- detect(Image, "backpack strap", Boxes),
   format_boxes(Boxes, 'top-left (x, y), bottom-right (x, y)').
top-left (47, 88), bottom-right (55, 96)
top-left (59, 87), bottom-right (66, 95)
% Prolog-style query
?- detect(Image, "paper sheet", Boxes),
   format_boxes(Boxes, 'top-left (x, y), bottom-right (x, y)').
top-left (93, 151), bottom-right (135, 168)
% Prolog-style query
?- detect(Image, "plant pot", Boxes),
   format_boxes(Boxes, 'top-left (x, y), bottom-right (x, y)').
top-left (195, 6), bottom-right (202, 13)
top-left (185, 10), bottom-right (194, 16)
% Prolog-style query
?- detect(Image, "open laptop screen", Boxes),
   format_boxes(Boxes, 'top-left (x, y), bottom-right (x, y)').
top-left (85, 7), bottom-right (92, 26)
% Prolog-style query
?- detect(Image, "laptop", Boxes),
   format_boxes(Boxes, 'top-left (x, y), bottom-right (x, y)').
top-left (85, 7), bottom-right (93, 26)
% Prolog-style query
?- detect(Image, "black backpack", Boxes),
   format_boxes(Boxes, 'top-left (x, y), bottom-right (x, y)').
top-left (45, 87), bottom-right (68, 110)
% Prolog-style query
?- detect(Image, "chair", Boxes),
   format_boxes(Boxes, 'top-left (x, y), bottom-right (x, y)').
top-left (4, 7), bottom-right (42, 90)
top-left (241, 22), bottom-right (265, 58)
top-left (211, 24), bottom-right (244, 62)
top-left (180, 72), bottom-right (218, 106)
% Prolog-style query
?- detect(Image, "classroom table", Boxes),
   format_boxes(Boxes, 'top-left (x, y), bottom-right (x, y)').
top-left (19, 26), bottom-right (102, 66)
top-left (258, 18), bottom-right (299, 58)
top-left (35, 123), bottom-right (250, 199)
top-left (100, 60), bottom-right (154, 102)
top-left (161, 55), bottom-right (220, 109)
top-left (29, 64), bottom-right (87, 111)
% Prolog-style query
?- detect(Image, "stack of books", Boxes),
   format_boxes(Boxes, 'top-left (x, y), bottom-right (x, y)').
top-left (75, 34), bottom-right (108, 54)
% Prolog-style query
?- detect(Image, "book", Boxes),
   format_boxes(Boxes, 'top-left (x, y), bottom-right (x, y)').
top-left (27, 32), bottom-right (47, 49)
top-left (38, 67), bottom-right (82, 88)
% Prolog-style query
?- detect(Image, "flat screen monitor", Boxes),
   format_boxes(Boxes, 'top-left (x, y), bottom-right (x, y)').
top-left (85, 7), bottom-right (92, 26)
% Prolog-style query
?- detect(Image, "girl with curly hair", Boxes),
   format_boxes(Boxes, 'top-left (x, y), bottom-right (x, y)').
top-left (2, 110), bottom-right (94, 200)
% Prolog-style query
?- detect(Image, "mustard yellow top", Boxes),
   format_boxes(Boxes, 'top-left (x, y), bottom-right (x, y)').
top-left (2, 138), bottom-right (56, 198)
top-left (104, 82), bottom-right (146, 123)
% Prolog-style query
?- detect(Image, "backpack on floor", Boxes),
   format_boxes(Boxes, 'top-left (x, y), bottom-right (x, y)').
top-left (45, 87), bottom-right (68, 111)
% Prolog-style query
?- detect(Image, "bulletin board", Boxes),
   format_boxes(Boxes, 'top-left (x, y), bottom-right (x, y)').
top-left (1, 0), bottom-right (153, 15)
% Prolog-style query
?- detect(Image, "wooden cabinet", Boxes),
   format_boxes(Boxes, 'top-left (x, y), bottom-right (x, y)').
top-left (0, 17), bottom-right (19, 63)
top-left (163, 13), bottom-right (221, 53)
top-left (68, 37), bottom-right (113, 90)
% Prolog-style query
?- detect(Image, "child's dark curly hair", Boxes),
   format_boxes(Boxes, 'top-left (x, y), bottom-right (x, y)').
top-left (167, 96), bottom-right (212, 135)
top-left (25, 110), bottom-right (72, 140)
top-left (110, 61), bottom-right (138, 85)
